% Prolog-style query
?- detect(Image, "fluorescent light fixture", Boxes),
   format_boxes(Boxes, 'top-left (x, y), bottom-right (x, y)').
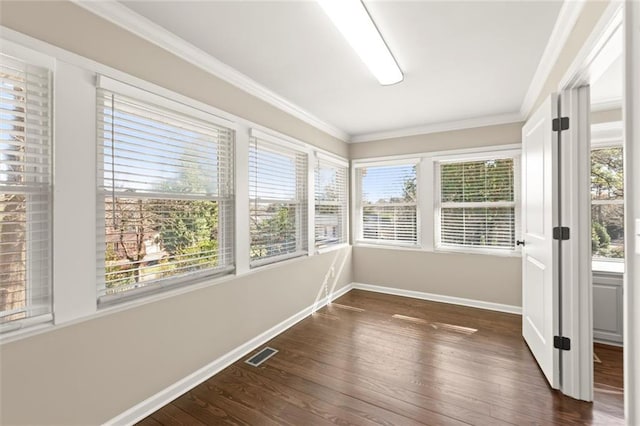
top-left (318, 0), bottom-right (403, 85)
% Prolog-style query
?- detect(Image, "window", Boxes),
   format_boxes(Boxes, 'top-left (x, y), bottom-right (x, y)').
top-left (436, 156), bottom-right (517, 251)
top-left (0, 53), bottom-right (52, 328)
top-left (356, 162), bottom-right (418, 244)
top-left (249, 132), bottom-right (308, 267)
top-left (97, 86), bottom-right (235, 302)
top-left (591, 146), bottom-right (624, 262)
top-left (315, 156), bottom-right (348, 249)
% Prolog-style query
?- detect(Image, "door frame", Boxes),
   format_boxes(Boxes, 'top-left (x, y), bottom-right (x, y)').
top-left (556, 0), bottom-right (639, 417)
top-left (557, 85), bottom-right (592, 401)
top-left (622, 2), bottom-right (640, 422)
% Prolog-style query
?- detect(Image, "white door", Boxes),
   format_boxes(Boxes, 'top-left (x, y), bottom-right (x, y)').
top-left (521, 94), bottom-right (560, 389)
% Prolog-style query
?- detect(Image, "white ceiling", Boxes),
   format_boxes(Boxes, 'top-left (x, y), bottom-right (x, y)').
top-left (119, 0), bottom-right (563, 140)
top-left (591, 55), bottom-right (622, 107)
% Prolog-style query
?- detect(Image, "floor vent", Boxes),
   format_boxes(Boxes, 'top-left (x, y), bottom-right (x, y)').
top-left (245, 347), bottom-right (278, 367)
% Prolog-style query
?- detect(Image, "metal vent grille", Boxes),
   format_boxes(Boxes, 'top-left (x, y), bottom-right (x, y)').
top-left (245, 347), bottom-right (278, 367)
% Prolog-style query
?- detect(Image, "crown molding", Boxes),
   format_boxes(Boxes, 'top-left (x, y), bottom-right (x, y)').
top-left (558, 2), bottom-right (623, 91)
top-left (71, 0), bottom-right (350, 142)
top-left (520, 0), bottom-right (586, 118)
top-left (591, 97), bottom-right (622, 112)
top-left (349, 112), bottom-right (523, 143)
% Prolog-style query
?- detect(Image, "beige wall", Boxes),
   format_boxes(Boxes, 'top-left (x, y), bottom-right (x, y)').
top-left (592, 108), bottom-right (622, 124)
top-left (354, 247), bottom-right (521, 307)
top-left (0, 0), bottom-right (348, 157)
top-left (0, 247), bottom-right (352, 425)
top-left (349, 122), bottom-right (523, 159)
top-left (350, 122), bottom-right (524, 308)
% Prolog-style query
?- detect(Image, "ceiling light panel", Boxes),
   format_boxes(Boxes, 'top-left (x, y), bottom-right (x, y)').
top-left (318, 0), bottom-right (403, 85)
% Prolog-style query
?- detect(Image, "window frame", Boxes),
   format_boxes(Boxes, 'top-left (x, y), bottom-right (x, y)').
top-left (248, 128), bottom-right (310, 268)
top-left (0, 44), bottom-right (54, 333)
top-left (353, 158), bottom-right (421, 247)
top-left (433, 150), bottom-right (521, 255)
top-left (590, 121), bottom-right (624, 273)
top-left (314, 153), bottom-right (349, 251)
top-left (96, 76), bottom-right (237, 306)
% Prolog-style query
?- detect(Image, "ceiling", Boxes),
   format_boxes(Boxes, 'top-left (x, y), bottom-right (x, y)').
top-left (591, 56), bottom-right (622, 108)
top-left (119, 0), bottom-right (563, 140)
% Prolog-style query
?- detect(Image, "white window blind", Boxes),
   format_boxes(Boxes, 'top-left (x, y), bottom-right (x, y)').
top-left (438, 157), bottom-right (516, 250)
top-left (249, 135), bottom-right (308, 266)
top-left (0, 53), bottom-right (52, 328)
top-left (315, 157), bottom-right (348, 249)
top-left (97, 88), bottom-right (235, 302)
top-left (357, 163), bottom-right (417, 244)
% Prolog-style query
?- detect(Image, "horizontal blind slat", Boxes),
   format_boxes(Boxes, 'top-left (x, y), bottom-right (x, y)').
top-left (97, 88), bottom-right (235, 298)
top-left (358, 164), bottom-right (417, 243)
top-left (0, 53), bottom-right (52, 327)
top-left (315, 158), bottom-right (348, 248)
top-left (249, 136), bottom-right (307, 265)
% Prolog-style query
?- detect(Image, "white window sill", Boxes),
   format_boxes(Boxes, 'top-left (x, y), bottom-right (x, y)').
top-left (354, 241), bottom-right (521, 258)
top-left (354, 241), bottom-right (422, 251)
top-left (316, 242), bottom-right (350, 255)
top-left (0, 314), bottom-right (54, 344)
top-left (435, 246), bottom-right (521, 258)
top-left (592, 259), bottom-right (624, 274)
top-left (250, 251), bottom-right (308, 269)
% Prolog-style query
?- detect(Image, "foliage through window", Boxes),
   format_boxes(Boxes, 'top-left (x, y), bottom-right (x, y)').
top-left (591, 146), bottom-right (624, 260)
top-left (249, 135), bottom-right (308, 266)
top-left (0, 54), bottom-right (52, 326)
top-left (97, 89), bottom-right (234, 299)
top-left (437, 157), bottom-right (516, 250)
top-left (357, 163), bottom-right (417, 244)
top-left (315, 157), bottom-right (348, 249)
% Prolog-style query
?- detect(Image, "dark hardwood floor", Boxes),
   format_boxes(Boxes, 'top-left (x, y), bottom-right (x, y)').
top-left (138, 289), bottom-right (624, 425)
top-left (593, 342), bottom-right (624, 420)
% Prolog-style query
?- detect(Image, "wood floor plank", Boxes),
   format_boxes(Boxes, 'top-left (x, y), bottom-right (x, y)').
top-left (137, 289), bottom-right (624, 426)
top-left (137, 416), bottom-right (163, 426)
top-left (265, 342), bottom-right (566, 425)
top-left (263, 351), bottom-right (472, 426)
top-left (226, 364), bottom-right (404, 426)
top-left (235, 362), bottom-right (427, 426)
top-left (147, 404), bottom-right (204, 426)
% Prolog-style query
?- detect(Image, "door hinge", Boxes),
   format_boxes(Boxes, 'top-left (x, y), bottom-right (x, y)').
top-left (552, 117), bottom-right (569, 132)
top-left (554, 336), bottom-right (571, 351)
top-left (553, 226), bottom-right (570, 240)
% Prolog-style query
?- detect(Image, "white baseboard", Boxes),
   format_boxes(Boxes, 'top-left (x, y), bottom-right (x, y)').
top-left (594, 338), bottom-right (624, 348)
top-left (352, 282), bottom-right (522, 315)
top-left (104, 283), bottom-right (353, 426)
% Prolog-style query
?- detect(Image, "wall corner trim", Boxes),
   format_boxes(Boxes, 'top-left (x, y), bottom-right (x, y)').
top-left (103, 283), bottom-right (353, 426)
top-left (70, 0), bottom-right (349, 142)
top-left (352, 282), bottom-right (523, 315)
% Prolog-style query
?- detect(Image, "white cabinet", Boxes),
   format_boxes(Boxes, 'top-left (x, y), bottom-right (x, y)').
top-left (593, 271), bottom-right (624, 344)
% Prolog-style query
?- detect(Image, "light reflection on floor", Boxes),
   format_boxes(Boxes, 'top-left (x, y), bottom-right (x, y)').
top-left (392, 313), bottom-right (478, 335)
